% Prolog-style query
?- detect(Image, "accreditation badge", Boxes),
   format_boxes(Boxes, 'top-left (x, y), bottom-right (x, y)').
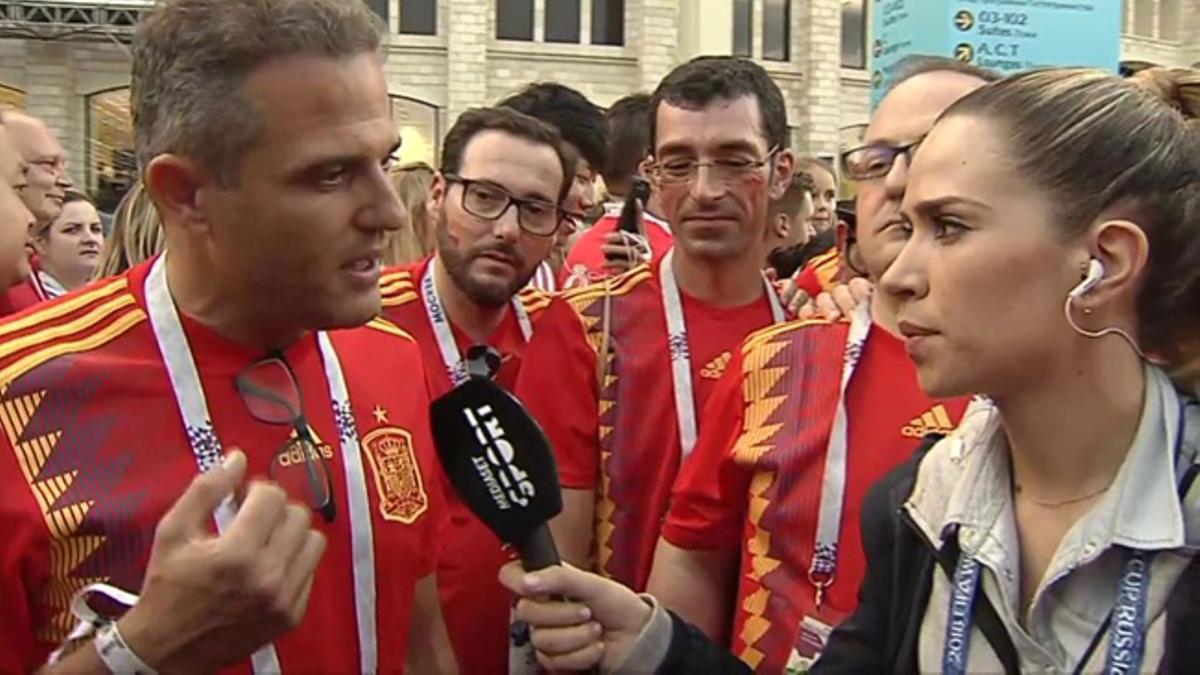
top-left (786, 614), bottom-right (834, 673)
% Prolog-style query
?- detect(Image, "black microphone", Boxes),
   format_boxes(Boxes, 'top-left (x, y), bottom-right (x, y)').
top-left (429, 347), bottom-right (562, 570)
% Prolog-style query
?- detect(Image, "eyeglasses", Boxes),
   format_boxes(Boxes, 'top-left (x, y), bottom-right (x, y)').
top-left (444, 174), bottom-right (561, 237)
top-left (235, 354), bottom-right (335, 523)
top-left (650, 147), bottom-right (780, 186)
top-left (840, 139), bottom-right (923, 181)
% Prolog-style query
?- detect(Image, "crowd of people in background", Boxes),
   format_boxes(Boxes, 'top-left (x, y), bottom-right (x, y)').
top-left (0, 0), bottom-right (1197, 674)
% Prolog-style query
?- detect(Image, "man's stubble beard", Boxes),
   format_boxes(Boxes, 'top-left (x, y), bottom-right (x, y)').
top-left (436, 206), bottom-right (534, 308)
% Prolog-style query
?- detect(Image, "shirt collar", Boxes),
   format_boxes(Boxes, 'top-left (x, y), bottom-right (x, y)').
top-left (910, 366), bottom-right (1196, 554)
top-left (1093, 366), bottom-right (1192, 550)
top-left (37, 270), bottom-right (67, 299)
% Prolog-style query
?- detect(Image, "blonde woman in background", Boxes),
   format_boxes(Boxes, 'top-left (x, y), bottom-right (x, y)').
top-left (94, 180), bottom-right (164, 279)
top-left (385, 161), bottom-right (436, 265)
top-left (33, 190), bottom-right (104, 297)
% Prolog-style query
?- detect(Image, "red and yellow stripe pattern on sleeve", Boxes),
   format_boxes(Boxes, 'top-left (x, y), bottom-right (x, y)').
top-left (516, 285), bottom-right (553, 319)
top-left (380, 268), bottom-right (419, 309)
top-left (0, 277), bottom-right (146, 643)
top-left (560, 264), bottom-right (652, 358)
top-left (809, 248), bottom-right (842, 293)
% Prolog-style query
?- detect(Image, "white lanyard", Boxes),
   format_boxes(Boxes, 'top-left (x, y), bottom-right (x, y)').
top-left (806, 302), bottom-right (872, 607)
top-left (660, 248), bottom-right (785, 459)
top-left (422, 257), bottom-right (532, 387)
top-left (145, 255), bottom-right (378, 673)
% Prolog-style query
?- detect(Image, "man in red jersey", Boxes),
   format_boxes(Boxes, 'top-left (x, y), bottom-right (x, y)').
top-left (0, 1), bottom-right (456, 673)
top-left (563, 93), bottom-right (673, 286)
top-left (378, 105), bottom-right (571, 674)
top-left (647, 56), bottom-right (999, 673)
top-left (514, 56), bottom-right (796, 593)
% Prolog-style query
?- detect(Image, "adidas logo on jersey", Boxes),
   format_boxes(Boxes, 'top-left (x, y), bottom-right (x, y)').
top-left (701, 351), bottom-right (733, 380)
top-left (902, 404), bottom-right (956, 438)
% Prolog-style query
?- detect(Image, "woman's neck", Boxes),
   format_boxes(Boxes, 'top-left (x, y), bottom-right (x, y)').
top-left (432, 256), bottom-right (508, 343)
top-left (672, 248), bottom-right (766, 308)
top-left (996, 342), bottom-right (1147, 503)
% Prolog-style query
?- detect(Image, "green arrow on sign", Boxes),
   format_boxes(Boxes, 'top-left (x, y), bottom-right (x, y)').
top-left (954, 10), bottom-right (974, 31)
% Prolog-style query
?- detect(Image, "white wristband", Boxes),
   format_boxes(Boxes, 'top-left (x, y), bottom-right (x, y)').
top-left (94, 622), bottom-right (158, 675)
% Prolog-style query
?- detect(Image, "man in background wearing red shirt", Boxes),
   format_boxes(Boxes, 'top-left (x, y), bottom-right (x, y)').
top-left (378, 105), bottom-right (572, 674)
top-left (564, 93), bottom-right (673, 287)
top-left (0, 1), bottom-right (456, 673)
top-left (514, 56), bottom-right (796, 593)
top-left (647, 56), bottom-right (999, 673)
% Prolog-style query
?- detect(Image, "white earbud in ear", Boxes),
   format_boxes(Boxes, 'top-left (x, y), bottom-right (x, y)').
top-left (1063, 257), bottom-right (1156, 362)
top-left (1069, 258), bottom-right (1105, 300)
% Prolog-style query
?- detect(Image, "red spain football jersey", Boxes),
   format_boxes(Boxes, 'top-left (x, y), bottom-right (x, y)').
top-left (514, 258), bottom-right (778, 591)
top-left (0, 260), bottom-right (446, 674)
top-left (562, 204), bottom-right (673, 288)
top-left (663, 320), bottom-right (969, 672)
top-left (378, 257), bottom-right (552, 675)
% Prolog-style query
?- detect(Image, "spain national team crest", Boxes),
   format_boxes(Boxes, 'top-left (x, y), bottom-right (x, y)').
top-left (362, 426), bottom-right (428, 524)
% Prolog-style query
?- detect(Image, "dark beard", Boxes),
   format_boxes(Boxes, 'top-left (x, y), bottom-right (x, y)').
top-left (436, 208), bottom-right (533, 307)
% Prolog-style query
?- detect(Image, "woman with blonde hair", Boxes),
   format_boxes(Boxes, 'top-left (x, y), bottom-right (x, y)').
top-left (94, 180), bottom-right (164, 279)
top-left (32, 190), bottom-right (104, 296)
top-left (385, 161), bottom-right (436, 265)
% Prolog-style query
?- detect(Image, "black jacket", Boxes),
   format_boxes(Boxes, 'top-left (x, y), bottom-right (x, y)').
top-left (657, 436), bottom-right (1200, 674)
top-left (815, 437), bottom-right (1200, 674)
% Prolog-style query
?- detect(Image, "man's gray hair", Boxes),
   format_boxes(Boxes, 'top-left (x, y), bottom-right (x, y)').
top-left (131, 0), bottom-right (386, 185)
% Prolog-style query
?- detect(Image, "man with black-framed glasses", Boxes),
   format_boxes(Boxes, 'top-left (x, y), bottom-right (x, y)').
top-left (377, 105), bottom-right (573, 675)
top-left (513, 56), bottom-right (797, 597)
